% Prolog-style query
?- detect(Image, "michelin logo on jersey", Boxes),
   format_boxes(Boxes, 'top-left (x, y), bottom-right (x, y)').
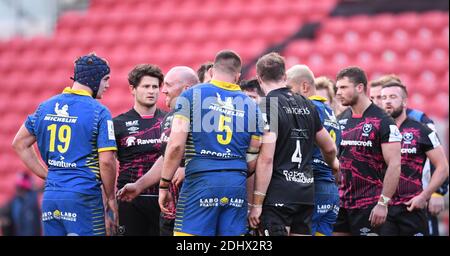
top-left (207, 93), bottom-right (245, 118)
top-left (43, 102), bottom-right (78, 123)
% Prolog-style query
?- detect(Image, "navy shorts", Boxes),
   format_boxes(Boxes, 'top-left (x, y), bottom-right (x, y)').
top-left (174, 171), bottom-right (247, 236)
top-left (312, 181), bottom-right (339, 236)
top-left (41, 191), bottom-right (105, 236)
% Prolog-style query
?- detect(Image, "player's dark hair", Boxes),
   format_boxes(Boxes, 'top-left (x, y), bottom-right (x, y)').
top-left (128, 64), bottom-right (164, 88)
top-left (213, 50), bottom-right (242, 76)
top-left (240, 78), bottom-right (264, 97)
top-left (197, 62), bottom-right (213, 83)
top-left (382, 82), bottom-right (408, 98)
top-left (256, 52), bottom-right (286, 83)
top-left (336, 66), bottom-right (368, 91)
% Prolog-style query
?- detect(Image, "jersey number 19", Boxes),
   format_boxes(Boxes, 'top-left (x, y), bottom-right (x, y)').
top-left (47, 124), bottom-right (72, 153)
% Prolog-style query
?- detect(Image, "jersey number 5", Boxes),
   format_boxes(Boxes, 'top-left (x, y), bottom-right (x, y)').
top-left (47, 124), bottom-right (72, 153)
top-left (217, 114), bottom-right (232, 145)
top-left (291, 140), bottom-right (302, 168)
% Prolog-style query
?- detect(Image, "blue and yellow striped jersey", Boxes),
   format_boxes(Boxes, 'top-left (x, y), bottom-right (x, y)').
top-left (309, 96), bottom-right (342, 183)
top-left (174, 80), bottom-right (264, 175)
top-left (24, 87), bottom-right (117, 195)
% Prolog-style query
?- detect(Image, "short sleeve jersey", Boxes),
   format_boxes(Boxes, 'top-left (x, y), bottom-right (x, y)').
top-left (407, 108), bottom-right (448, 195)
top-left (24, 87), bottom-right (117, 195)
top-left (113, 108), bottom-right (166, 195)
top-left (392, 118), bottom-right (441, 205)
top-left (337, 103), bottom-right (402, 209)
top-left (174, 79), bottom-right (264, 176)
top-left (261, 88), bottom-right (323, 205)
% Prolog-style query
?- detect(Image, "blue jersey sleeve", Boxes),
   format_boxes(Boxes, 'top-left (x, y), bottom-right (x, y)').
top-left (97, 107), bottom-right (117, 152)
top-left (247, 100), bottom-right (264, 140)
top-left (254, 105), bottom-right (264, 138)
top-left (24, 114), bottom-right (37, 136)
top-left (24, 104), bottom-right (42, 136)
top-left (174, 89), bottom-right (193, 122)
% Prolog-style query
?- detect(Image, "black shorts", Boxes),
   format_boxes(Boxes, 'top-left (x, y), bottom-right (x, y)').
top-left (426, 210), bottom-right (440, 236)
top-left (380, 205), bottom-right (428, 236)
top-left (118, 196), bottom-right (160, 236)
top-left (260, 204), bottom-right (314, 235)
top-left (333, 205), bottom-right (380, 236)
top-left (159, 215), bottom-right (174, 236)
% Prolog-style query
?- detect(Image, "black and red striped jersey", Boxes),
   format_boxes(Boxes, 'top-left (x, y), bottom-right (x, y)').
top-left (114, 108), bottom-right (166, 195)
top-left (392, 118), bottom-right (441, 205)
top-left (337, 103), bottom-right (402, 209)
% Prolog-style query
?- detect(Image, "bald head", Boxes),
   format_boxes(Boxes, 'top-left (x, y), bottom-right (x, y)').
top-left (163, 66), bottom-right (199, 109)
top-left (286, 65), bottom-right (315, 97)
top-left (165, 66), bottom-right (199, 87)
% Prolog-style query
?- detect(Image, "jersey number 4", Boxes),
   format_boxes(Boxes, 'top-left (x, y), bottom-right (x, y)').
top-left (291, 140), bottom-right (302, 168)
top-left (47, 124), bottom-right (72, 153)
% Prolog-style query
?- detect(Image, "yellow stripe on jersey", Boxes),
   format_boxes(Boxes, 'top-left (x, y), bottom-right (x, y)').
top-left (308, 95), bottom-right (328, 102)
top-left (174, 114), bottom-right (190, 122)
top-left (98, 147), bottom-right (117, 152)
top-left (174, 231), bottom-right (195, 236)
top-left (210, 79), bottom-right (241, 91)
top-left (62, 87), bottom-right (92, 97)
top-left (251, 135), bottom-right (261, 141)
top-left (315, 232), bottom-right (326, 236)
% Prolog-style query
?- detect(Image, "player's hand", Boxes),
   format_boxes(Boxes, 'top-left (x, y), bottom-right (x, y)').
top-left (248, 206), bottom-right (263, 229)
top-left (369, 204), bottom-right (388, 227)
top-left (331, 157), bottom-right (340, 175)
top-left (405, 194), bottom-right (427, 212)
top-left (172, 168), bottom-right (185, 188)
top-left (117, 183), bottom-right (141, 202)
top-left (331, 158), bottom-right (340, 185)
top-left (159, 189), bottom-right (174, 215)
top-left (105, 198), bottom-right (118, 236)
top-left (428, 195), bottom-right (445, 216)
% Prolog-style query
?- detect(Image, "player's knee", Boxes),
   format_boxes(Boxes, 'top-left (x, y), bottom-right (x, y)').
top-left (261, 224), bottom-right (288, 236)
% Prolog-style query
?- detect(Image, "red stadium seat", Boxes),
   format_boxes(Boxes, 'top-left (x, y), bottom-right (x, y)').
top-left (321, 17), bottom-right (347, 36)
top-left (421, 11), bottom-right (449, 32)
top-left (371, 14), bottom-right (396, 34)
top-left (429, 93), bottom-right (449, 119)
top-left (409, 93), bottom-right (427, 112)
top-left (346, 15), bottom-right (373, 36)
top-left (413, 70), bottom-right (440, 98)
top-left (396, 12), bottom-right (421, 33)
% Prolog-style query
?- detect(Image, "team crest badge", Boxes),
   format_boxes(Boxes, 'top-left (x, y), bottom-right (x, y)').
top-left (403, 132), bottom-right (414, 144)
top-left (362, 123), bottom-right (373, 136)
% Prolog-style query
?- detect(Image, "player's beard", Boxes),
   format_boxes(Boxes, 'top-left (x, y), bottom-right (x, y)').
top-left (342, 93), bottom-right (359, 107)
top-left (390, 104), bottom-right (403, 118)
